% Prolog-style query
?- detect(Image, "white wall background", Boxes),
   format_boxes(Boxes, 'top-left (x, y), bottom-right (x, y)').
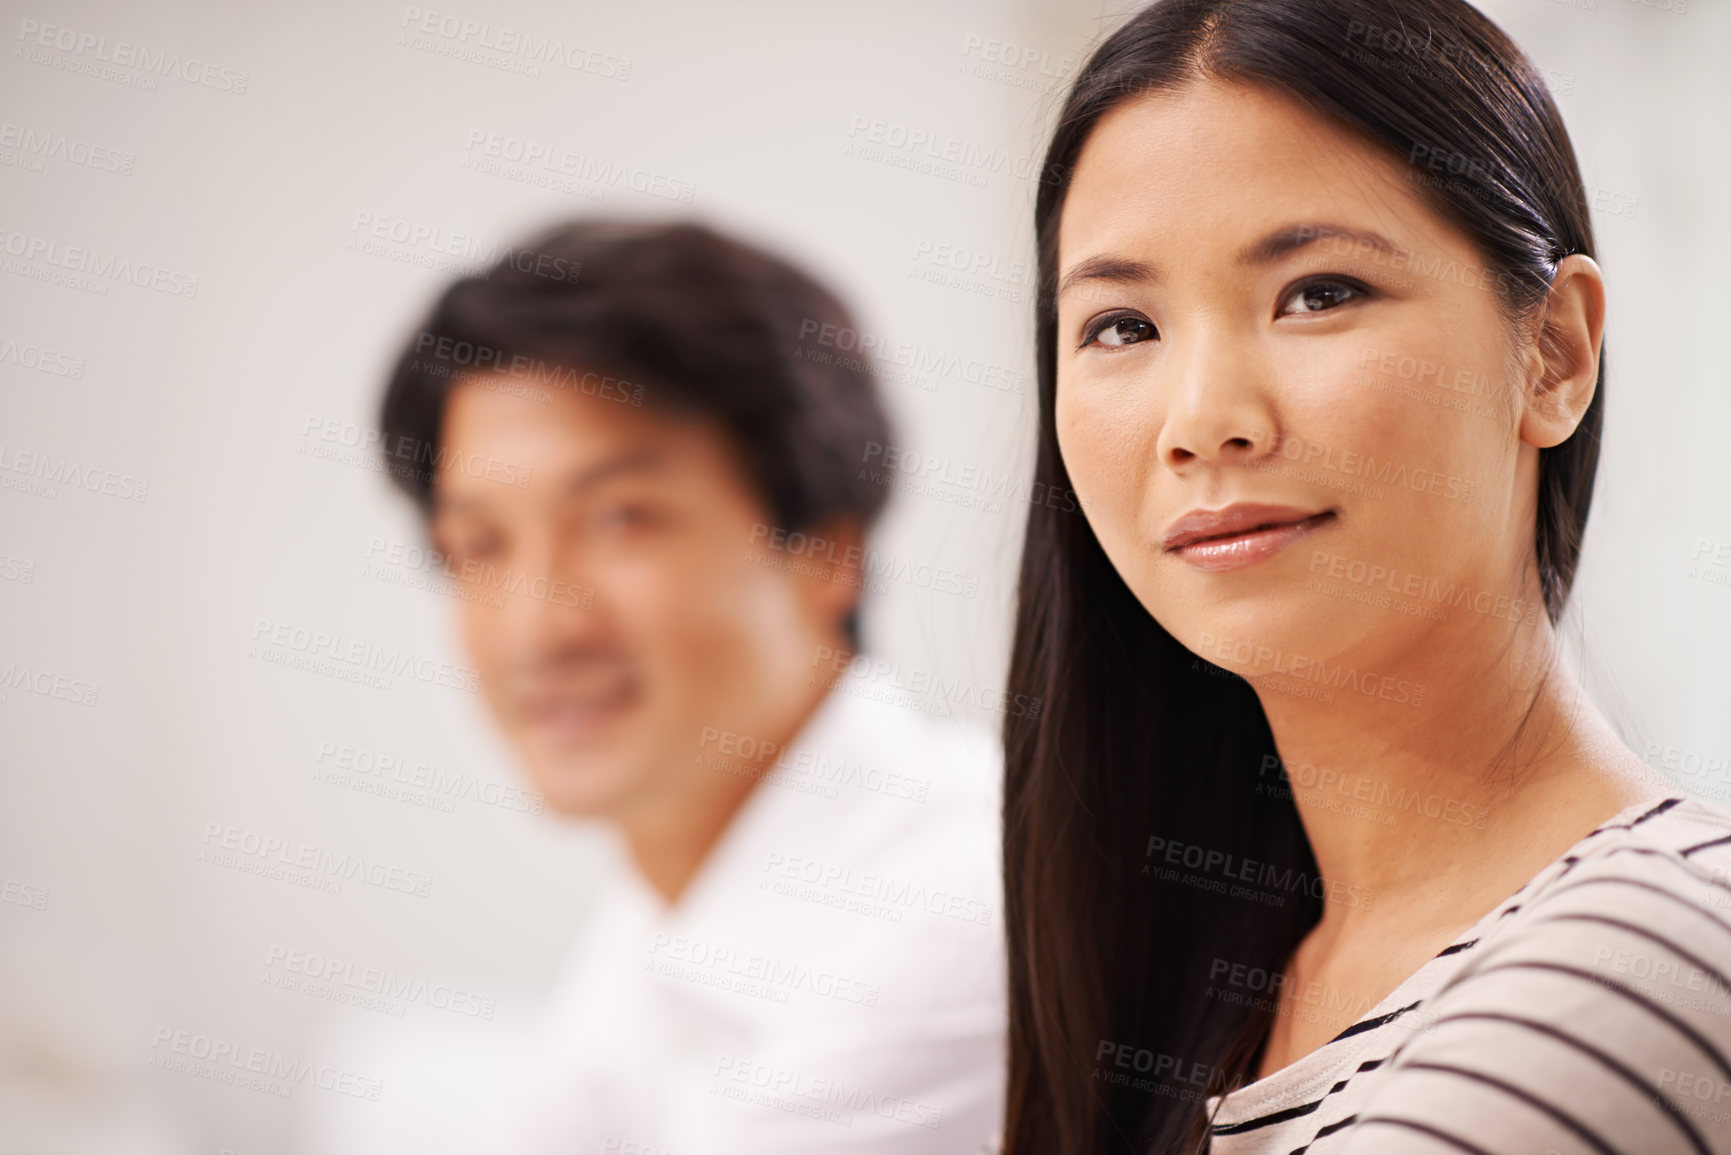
top-left (0, 0), bottom-right (1724, 1150)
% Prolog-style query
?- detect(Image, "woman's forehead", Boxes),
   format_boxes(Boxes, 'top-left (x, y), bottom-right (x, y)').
top-left (1058, 82), bottom-right (1441, 271)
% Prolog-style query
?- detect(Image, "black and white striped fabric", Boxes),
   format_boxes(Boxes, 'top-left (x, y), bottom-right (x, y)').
top-left (1204, 795), bottom-right (1731, 1154)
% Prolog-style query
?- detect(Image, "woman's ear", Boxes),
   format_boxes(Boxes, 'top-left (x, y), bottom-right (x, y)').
top-left (1520, 253), bottom-right (1606, 449)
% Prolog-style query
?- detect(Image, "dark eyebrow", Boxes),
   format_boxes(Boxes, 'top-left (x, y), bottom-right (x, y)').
top-left (559, 446), bottom-right (665, 496)
top-left (1055, 255), bottom-right (1160, 302)
top-left (434, 446), bottom-right (665, 516)
top-left (1057, 224), bottom-right (1406, 304)
top-left (1238, 223), bottom-right (1406, 266)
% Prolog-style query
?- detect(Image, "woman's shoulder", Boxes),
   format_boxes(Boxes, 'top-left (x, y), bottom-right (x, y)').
top-left (1522, 793), bottom-right (1731, 915)
top-left (1474, 794), bottom-right (1731, 983)
top-left (1576, 793), bottom-right (1731, 862)
top-left (1327, 795), bottom-right (1731, 1152)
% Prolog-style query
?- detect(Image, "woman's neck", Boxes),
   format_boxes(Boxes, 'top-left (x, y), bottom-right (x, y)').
top-left (1254, 612), bottom-right (1671, 940)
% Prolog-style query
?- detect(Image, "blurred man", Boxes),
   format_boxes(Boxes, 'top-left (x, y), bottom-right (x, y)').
top-left (312, 220), bottom-right (1004, 1154)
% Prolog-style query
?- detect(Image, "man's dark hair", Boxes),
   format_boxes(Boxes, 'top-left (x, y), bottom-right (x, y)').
top-left (379, 218), bottom-right (893, 544)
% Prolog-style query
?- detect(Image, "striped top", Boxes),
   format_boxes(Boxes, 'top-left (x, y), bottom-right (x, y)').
top-left (1203, 794), bottom-right (1731, 1155)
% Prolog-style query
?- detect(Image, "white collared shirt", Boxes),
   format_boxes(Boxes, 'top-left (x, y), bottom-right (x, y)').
top-left (303, 672), bottom-right (1007, 1154)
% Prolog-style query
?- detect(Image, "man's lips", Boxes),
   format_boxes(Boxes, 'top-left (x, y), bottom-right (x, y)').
top-left (516, 675), bottom-right (637, 736)
top-left (1161, 503), bottom-right (1337, 572)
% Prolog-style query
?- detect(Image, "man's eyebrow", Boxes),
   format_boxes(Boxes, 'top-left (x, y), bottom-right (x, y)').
top-left (1055, 255), bottom-right (1160, 302)
top-left (559, 446), bottom-right (665, 496)
top-left (433, 446), bottom-right (665, 515)
top-left (1238, 223), bottom-right (1406, 266)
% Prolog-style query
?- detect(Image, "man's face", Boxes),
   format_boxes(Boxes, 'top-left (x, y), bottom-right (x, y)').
top-left (429, 374), bottom-right (852, 820)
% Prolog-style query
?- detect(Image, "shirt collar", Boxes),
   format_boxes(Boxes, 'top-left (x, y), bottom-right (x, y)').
top-left (660, 667), bottom-right (881, 918)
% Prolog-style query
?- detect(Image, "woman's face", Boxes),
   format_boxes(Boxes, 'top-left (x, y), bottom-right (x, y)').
top-left (1055, 80), bottom-right (1548, 686)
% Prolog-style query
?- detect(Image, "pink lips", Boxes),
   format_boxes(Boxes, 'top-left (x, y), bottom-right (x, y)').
top-left (1161, 503), bottom-right (1335, 572)
top-left (518, 674), bottom-right (638, 744)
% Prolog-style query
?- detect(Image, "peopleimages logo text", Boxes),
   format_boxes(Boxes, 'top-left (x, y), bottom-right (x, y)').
top-left (16, 19), bottom-right (249, 92)
top-left (249, 618), bottom-right (480, 693)
top-left (0, 227), bottom-right (199, 298)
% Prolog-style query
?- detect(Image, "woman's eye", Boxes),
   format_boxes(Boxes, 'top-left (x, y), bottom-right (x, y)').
top-left (1279, 278), bottom-right (1366, 316)
top-left (1084, 313), bottom-right (1157, 348)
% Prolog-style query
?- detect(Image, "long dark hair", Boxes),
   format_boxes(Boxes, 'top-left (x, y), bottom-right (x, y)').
top-left (1001, 1), bottom-right (1603, 1151)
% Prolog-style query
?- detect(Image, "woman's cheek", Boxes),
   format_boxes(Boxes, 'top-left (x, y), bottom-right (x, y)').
top-left (1064, 422), bottom-right (1168, 597)
top-left (1057, 394), bottom-right (1137, 535)
top-left (1063, 368), bottom-right (1158, 455)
